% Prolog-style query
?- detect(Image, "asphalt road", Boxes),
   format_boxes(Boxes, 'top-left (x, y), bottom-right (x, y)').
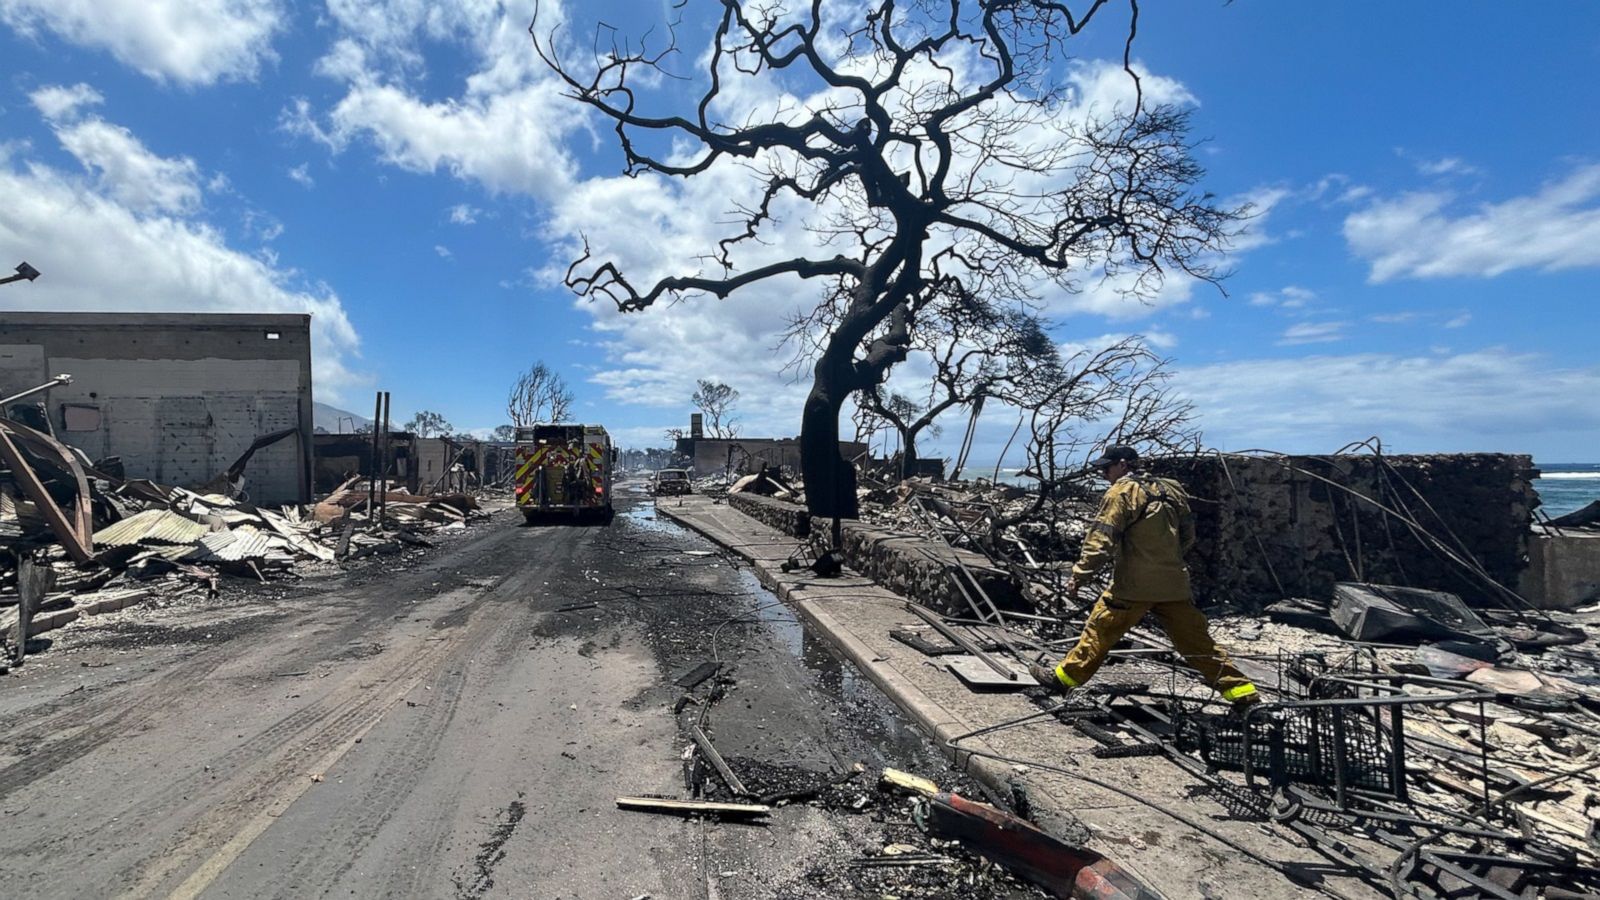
top-left (0, 486), bottom-right (1045, 900)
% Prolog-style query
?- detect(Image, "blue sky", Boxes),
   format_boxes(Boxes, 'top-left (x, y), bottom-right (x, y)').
top-left (1, 1), bottom-right (1597, 464)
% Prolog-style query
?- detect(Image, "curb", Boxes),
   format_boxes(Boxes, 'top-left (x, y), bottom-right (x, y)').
top-left (658, 503), bottom-right (1071, 822)
top-left (657, 501), bottom-right (1174, 898)
top-left (656, 499), bottom-right (1017, 781)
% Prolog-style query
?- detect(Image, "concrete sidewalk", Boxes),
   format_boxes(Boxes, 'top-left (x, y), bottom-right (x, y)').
top-left (658, 494), bottom-right (1375, 900)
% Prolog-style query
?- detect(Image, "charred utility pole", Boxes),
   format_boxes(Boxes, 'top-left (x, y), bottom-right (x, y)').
top-left (378, 392), bottom-right (391, 525)
top-left (367, 390), bottom-right (392, 526)
top-left (369, 391), bottom-right (382, 514)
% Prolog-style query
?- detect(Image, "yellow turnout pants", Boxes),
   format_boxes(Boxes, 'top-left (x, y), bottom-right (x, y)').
top-left (1053, 597), bottom-right (1255, 701)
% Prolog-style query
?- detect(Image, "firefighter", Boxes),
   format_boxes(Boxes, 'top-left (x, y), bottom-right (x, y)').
top-left (1029, 446), bottom-right (1260, 711)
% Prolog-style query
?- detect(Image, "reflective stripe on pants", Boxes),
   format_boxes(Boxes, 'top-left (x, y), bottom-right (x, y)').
top-left (1054, 597), bottom-right (1253, 698)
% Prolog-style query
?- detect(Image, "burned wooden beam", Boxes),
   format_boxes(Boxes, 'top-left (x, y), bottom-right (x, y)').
top-left (674, 660), bottom-right (721, 689)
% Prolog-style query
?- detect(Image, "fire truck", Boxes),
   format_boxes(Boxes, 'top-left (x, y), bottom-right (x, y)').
top-left (513, 424), bottom-right (614, 523)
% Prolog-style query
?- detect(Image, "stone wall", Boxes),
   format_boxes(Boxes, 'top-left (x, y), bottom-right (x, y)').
top-left (729, 492), bottom-right (811, 537)
top-left (1148, 454), bottom-right (1537, 608)
top-left (727, 492), bottom-right (1020, 615)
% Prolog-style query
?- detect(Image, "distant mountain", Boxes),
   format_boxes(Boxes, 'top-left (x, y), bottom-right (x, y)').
top-left (313, 401), bottom-right (372, 433)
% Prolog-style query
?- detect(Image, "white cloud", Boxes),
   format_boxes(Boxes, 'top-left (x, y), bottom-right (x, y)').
top-left (1179, 350), bottom-right (1600, 453)
top-left (321, 81), bottom-right (582, 200)
top-left (1338, 185), bottom-right (1373, 204)
top-left (0, 0), bottom-right (284, 86)
top-left (433, 244), bottom-right (451, 258)
top-left (287, 163), bottom-right (313, 187)
top-left (1445, 312), bottom-right (1472, 329)
top-left (544, 49), bottom-right (1246, 439)
top-left (1230, 186), bottom-right (1290, 252)
top-left (1278, 321), bottom-right (1346, 345)
top-left (29, 86), bottom-right (205, 216)
top-left (0, 128), bottom-right (365, 399)
top-left (287, 1), bottom-right (584, 201)
top-left (1345, 163), bottom-right (1600, 282)
top-left (1143, 330), bottom-right (1178, 350)
top-left (296, 11), bottom-right (1235, 440)
top-left (28, 83), bottom-right (102, 120)
top-left (1249, 285), bottom-right (1316, 309)
top-left (1417, 156), bottom-right (1477, 177)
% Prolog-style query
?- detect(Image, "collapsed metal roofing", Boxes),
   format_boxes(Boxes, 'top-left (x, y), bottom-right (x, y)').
top-left (94, 509), bottom-right (212, 547)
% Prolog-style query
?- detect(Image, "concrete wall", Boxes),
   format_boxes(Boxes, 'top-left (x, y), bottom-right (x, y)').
top-left (414, 438), bottom-right (490, 492)
top-left (1149, 454), bottom-right (1537, 608)
top-left (1521, 527), bottom-right (1600, 610)
top-left (312, 432), bottom-right (419, 494)
top-left (0, 313), bottom-right (314, 504)
top-left (679, 438), bottom-right (869, 477)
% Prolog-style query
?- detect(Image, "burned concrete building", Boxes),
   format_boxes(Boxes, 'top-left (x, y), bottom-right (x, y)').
top-left (0, 312), bottom-right (314, 505)
top-left (673, 413), bottom-right (868, 478)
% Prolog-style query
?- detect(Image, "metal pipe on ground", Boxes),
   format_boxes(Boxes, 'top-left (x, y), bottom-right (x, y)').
top-left (905, 601), bottom-right (1015, 680)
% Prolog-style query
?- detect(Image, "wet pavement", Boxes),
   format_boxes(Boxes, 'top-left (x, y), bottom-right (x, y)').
top-left (0, 485), bottom-right (1048, 899)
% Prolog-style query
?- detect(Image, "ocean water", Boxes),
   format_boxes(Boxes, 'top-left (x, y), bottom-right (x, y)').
top-left (992, 461), bottom-right (1600, 519)
top-left (1535, 463), bottom-right (1600, 519)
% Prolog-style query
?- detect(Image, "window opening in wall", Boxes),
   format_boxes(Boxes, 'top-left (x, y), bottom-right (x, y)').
top-left (61, 404), bottom-right (101, 432)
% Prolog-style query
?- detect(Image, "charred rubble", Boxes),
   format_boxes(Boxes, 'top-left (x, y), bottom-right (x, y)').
top-left (710, 445), bottom-right (1600, 899)
top-left (1, 412), bottom-right (488, 666)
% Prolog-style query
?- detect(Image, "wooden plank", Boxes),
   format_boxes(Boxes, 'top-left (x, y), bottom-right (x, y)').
top-left (674, 660), bottom-right (721, 689)
top-left (614, 796), bottom-right (770, 816)
top-left (880, 768), bottom-right (939, 797)
top-left (688, 725), bottom-right (749, 796)
top-left (0, 427), bottom-right (93, 563)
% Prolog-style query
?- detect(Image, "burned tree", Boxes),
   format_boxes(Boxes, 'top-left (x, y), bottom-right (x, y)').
top-left (404, 410), bottom-right (453, 438)
top-left (534, 0), bottom-right (1238, 518)
top-left (507, 361), bottom-right (574, 427)
top-left (992, 335), bottom-right (1200, 534)
top-left (844, 282), bottom-right (1058, 480)
top-left (691, 379), bottom-right (741, 438)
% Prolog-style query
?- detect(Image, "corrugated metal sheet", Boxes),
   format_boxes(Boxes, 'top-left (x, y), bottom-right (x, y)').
top-left (94, 509), bottom-right (211, 547)
top-left (132, 543), bottom-right (203, 562)
top-left (197, 529), bottom-right (275, 562)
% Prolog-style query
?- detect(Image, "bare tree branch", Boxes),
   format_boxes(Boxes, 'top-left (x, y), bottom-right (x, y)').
top-left (507, 361), bottom-right (576, 427)
top-left (533, 0), bottom-right (1239, 518)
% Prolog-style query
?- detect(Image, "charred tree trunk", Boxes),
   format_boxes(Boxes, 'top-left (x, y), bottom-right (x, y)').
top-left (898, 429), bottom-right (920, 481)
top-left (801, 349), bottom-right (859, 519)
top-left (802, 278), bottom-right (916, 519)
